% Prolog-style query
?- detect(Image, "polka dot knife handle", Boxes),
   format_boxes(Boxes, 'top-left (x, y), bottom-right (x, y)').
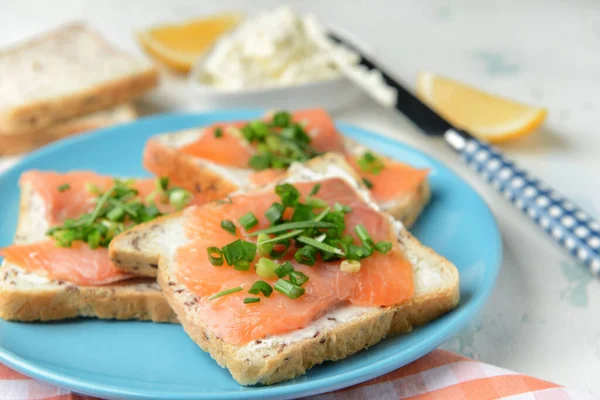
top-left (445, 129), bottom-right (600, 276)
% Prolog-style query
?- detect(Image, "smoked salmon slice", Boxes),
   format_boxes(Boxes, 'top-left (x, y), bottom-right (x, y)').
top-left (173, 178), bottom-right (414, 345)
top-left (1, 171), bottom-right (190, 286)
top-left (144, 108), bottom-right (428, 209)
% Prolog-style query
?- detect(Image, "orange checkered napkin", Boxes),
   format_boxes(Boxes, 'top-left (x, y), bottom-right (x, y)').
top-left (0, 350), bottom-right (595, 400)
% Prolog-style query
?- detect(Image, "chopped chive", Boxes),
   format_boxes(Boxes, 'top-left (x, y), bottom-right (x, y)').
top-left (257, 233), bottom-right (274, 256)
top-left (305, 197), bottom-right (328, 209)
top-left (157, 177), bottom-right (169, 191)
top-left (248, 280), bottom-right (273, 297)
top-left (275, 183), bottom-right (300, 208)
top-left (333, 203), bottom-right (352, 214)
top-left (294, 245), bottom-right (319, 266)
top-left (274, 279), bottom-right (305, 299)
top-left (265, 203), bottom-right (285, 224)
top-left (239, 212), bottom-right (258, 230)
top-left (85, 182), bottom-right (101, 195)
top-left (362, 177), bottom-right (374, 189)
top-left (57, 183), bottom-right (71, 192)
top-left (207, 247), bottom-right (224, 266)
top-left (249, 154), bottom-right (271, 171)
top-left (256, 257), bottom-right (278, 279)
top-left (357, 151), bottom-right (385, 174)
top-left (169, 188), bottom-right (192, 211)
top-left (234, 260), bottom-right (251, 271)
top-left (244, 297), bottom-right (260, 304)
top-left (347, 244), bottom-right (367, 260)
top-left (214, 127), bottom-right (223, 138)
top-left (258, 229), bottom-right (303, 245)
top-left (208, 287), bottom-right (242, 300)
top-left (297, 236), bottom-right (345, 256)
top-left (374, 241), bottom-right (393, 254)
top-left (249, 221), bottom-right (336, 236)
top-left (221, 240), bottom-right (256, 265)
top-left (87, 230), bottom-right (101, 249)
top-left (272, 111), bottom-right (292, 127)
top-left (291, 203), bottom-right (315, 222)
top-left (220, 220), bottom-right (236, 235)
top-left (289, 270), bottom-right (309, 286)
top-left (274, 261), bottom-right (295, 278)
top-left (106, 207), bottom-right (125, 222)
top-left (308, 183), bottom-right (321, 197)
top-left (354, 224), bottom-right (374, 246)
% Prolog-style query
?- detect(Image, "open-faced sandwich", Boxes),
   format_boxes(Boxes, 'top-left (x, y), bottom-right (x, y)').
top-left (142, 108), bottom-right (430, 224)
top-left (108, 154), bottom-right (459, 385)
top-left (0, 170), bottom-right (193, 321)
top-left (110, 109), bottom-right (431, 276)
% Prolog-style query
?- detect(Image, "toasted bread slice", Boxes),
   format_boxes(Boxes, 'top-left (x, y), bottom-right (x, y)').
top-left (110, 153), bottom-right (429, 277)
top-left (143, 129), bottom-right (430, 225)
top-left (121, 157), bottom-right (459, 385)
top-left (0, 179), bottom-right (177, 322)
top-left (0, 104), bottom-right (137, 155)
top-left (0, 23), bottom-right (158, 134)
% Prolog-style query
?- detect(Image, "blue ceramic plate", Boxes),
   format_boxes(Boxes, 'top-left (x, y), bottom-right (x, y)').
top-left (0, 111), bottom-right (501, 399)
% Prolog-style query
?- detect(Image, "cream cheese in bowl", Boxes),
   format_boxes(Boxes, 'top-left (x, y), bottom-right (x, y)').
top-left (188, 6), bottom-right (363, 110)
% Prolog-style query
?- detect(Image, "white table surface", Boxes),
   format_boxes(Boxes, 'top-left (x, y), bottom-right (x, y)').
top-left (1, 0), bottom-right (599, 395)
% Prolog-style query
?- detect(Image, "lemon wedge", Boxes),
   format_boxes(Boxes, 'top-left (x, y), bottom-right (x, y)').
top-left (416, 72), bottom-right (547, 143)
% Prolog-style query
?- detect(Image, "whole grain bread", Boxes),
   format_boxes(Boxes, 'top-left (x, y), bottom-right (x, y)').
top-left (114, 160), bottom-right (459, 385)
top-left (142, 126), bottom-right (430, 224)
top-left (109, 153), bottom-right (430, 277)
top-left (0, 23), bottom-right (158, 134)
top-left (0, 103), bottom-right (137, 155)
top-left (159, 227), bottom-right (458, 385)
top-left (0, 179), bottom-right (177, 322)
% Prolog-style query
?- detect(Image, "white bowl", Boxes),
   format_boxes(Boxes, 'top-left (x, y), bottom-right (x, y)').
top-left (187, 73), bottom-right (363, 112)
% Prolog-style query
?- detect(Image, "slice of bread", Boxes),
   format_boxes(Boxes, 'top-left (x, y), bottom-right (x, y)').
top-left (0, 22), bottom-right (158, 134)
top-left (143, 128), bottom-right (430, 226)
top-left (0, 103), bottom-right (137, 155)
top-left (123, 157), bottom-right (459, 385)
top-left (0, 179), bottom-right (177, 322)
top-left (109, 153), bottom-right (428, 277)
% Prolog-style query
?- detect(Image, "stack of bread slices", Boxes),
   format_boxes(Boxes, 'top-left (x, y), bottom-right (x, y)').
top-left (0, 22), bottom-right (159, 155)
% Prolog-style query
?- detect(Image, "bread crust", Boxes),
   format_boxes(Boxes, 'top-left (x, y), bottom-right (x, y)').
top-left (0, 264), bottom-right (177, 323)
top-left (157, 229), bottom-right (459, 385)
top-left (144, 139), bottom-right (241, 202)
top-left (0, 104), bottom-right (137, 155)
top-left (0, 23), bottom-right (158, 134)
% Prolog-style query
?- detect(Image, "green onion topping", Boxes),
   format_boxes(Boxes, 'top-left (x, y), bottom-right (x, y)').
top-left (265, 202), bottom-right (285, 224)
top-left (244, 297), bottom-right (260, 304)
top-left (46, 177), bottom-right (191, 249)
top-left (220, 220), bottom-right (236, 235)
top-left (274, 261), bottom-right (295, 278)
top-left (374, 241), bottom-right (393, 254)
top-left (214, 127), bottom-right (223, 138)
top-left (362, 177), bottom-right (374, 189)
top-left (308, 183), bottom-right (321, 197)
top-left (208, 287), bottom-right (243, 300)
top-left (357, 151), bottom-right (385, 174)
top-left (274, 279), bottom-right (305, 299)
top-left (239, 212), bottom-right (258, 230)
top-left (248, 280), bottom-right (273, 297)
top-left (256, 257), bottom-right (278, 279)
top-left (207, 247), bottom-right (224, 266)
top-left (221, 239), bottom-right (257, 266)
top-left (57, 183), bottom-right (71, 192)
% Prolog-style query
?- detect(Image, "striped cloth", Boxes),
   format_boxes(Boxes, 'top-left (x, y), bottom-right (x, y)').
top-left (0, 350), bottom-right (595, 400)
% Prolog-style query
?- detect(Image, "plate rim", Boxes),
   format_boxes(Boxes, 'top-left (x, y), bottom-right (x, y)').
top-left (0, 111), bottom-right (502, 400)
